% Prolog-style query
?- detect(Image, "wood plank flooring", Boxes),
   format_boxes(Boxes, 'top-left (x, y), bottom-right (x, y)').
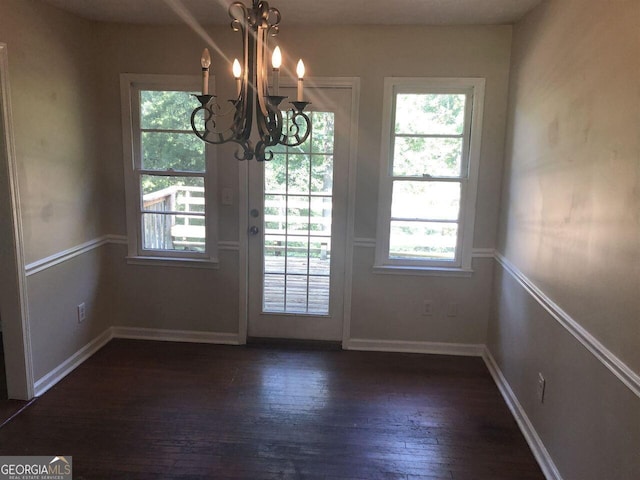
top-left (0, 340), bottom-right (544, 479)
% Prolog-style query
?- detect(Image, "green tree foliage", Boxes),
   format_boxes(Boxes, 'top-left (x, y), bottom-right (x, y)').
top-left (390, 93), bottom-right (467, 258)
top-left (394, 93), bottom-right (466, 177)
top-left (265, 111), bottom-right (334, 191)
top-left (139, 90), bottom-right (204, 194)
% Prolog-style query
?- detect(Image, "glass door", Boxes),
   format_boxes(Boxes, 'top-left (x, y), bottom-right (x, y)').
top-left (247, 85), bottom-right (353, 341)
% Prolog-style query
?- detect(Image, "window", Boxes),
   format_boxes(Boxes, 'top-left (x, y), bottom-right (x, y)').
top-left (121, 74), bottom-right (218, 267)
top-left (375, 78), bottom-right (485, 273)
top-left (262, 111), bottom-right (335, 315)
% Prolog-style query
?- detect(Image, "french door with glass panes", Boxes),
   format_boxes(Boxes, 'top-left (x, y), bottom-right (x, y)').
top-left (247, 84), bottom-right (354, 341)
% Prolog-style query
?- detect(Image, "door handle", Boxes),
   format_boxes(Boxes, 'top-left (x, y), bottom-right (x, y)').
top-left (249, 225), bottom-right (260, 236)
top-left (250, 209), bottom-right (260, 218)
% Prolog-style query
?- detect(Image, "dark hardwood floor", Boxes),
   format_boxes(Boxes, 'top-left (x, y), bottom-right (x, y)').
top-left (0, 332), bottom-right (6, 400)
top-left (0, 340), bottom-right (544, 479)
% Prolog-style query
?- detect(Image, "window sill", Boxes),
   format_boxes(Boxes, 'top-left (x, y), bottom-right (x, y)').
top-left (372, 265), bottom-right (473, 277)
top-left (126, 256), bottom-right (219, 270)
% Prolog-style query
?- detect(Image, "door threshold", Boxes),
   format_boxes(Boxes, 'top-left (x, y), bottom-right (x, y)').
top-left (246, 337), bottom-right (342, 351)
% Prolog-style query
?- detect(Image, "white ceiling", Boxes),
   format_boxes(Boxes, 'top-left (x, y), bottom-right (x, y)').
top-left (40, 0), bottom-right (542, 26)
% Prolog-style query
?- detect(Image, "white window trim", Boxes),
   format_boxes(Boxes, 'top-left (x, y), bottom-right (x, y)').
top-left (120, 73), bottom-right (219, 268)
top-left (374, 77), bottom-right (485, 274)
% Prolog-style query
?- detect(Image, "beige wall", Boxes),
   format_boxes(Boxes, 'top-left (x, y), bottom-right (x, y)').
top-left (496, 0), bottom-right (640, 374)
top-left (99, 24), bottom-right (511, 246)
top-left (98, 24), bottom-right (512, 341)
top-left (0, 0), bottom-right (108, 388)
top-left (0, 0), bottom-right (105, 263)
top-left (490, 266), bottom-right (639, 479)
top-left (490, 0), bottom-right (640, 478)
top-left (351, 251), bottom-right (493, 343)
top-left (107, 244), bottom-right (239, 333)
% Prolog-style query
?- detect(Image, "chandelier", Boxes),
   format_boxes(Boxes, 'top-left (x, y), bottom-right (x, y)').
top-left (190, 0), bottom-right (311, 162)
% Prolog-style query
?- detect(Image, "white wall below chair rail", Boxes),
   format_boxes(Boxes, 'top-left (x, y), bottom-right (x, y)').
top-left (494, 251), bottom-right (640, 399)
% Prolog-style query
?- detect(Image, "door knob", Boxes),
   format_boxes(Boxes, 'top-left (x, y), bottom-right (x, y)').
top-left (250, 209), bottom-right (260, 218)
top-left (249, 225), bottom-right (259, 235)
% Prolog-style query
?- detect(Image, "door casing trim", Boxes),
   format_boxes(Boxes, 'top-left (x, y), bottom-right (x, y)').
top-left (0, 43), bottom-right (35, 400)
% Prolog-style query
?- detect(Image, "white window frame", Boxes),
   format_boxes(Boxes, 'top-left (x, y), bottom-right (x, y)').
top-left (374, 77), bottom-right (485, 275)
top-left (120, 74), bottom-right (219, 268)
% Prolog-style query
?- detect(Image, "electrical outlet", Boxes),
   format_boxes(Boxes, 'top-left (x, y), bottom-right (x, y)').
top-left (537, 373), bottom-right (546, 403)
top-left (422, 300), bottom-right (433, 316)
top-left (447, 302), bottom-right (458, 317)
top-left (77, 303), bottom-right (86, 323)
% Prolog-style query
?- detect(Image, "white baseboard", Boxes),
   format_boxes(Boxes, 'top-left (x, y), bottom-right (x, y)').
top-left (482, 347), bottom-right (562, 480)
top-left (111, 326), bottom-right (242, 345)
top-left (345, 338), bottom-right (484, 356)
top-left (33, 328), bottom-right (113, 396)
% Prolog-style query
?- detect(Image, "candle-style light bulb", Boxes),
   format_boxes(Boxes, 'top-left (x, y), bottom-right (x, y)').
top-left (272, 46), bottom-right (282, 69)
top-left (201, 48), bottom-right (212, 69)
top-left (296, 59), bottom-right (305, 101)
top-left (232, 59), bottom-right (242, 79)
top-left (201, 48), bottom-right (211, 95)
top-left (271, 46), bottom-right (282, 95)
top-left (233, 59), bottom-right (242, 97)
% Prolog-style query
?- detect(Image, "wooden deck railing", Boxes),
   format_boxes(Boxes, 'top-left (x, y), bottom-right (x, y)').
top-left (142, 186), bottom-right (205, 251)
top-left (142, 187), bottom-right (333, 258)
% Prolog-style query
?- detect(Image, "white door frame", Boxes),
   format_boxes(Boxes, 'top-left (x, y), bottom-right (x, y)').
top-left (238, 77), bottom-right (360, 346)
top-left (0, 43), bottom-right (34, 400)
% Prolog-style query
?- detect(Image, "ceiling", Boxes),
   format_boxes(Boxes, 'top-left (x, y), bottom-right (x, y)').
top-left (40, 0), bottom-right (542, 26)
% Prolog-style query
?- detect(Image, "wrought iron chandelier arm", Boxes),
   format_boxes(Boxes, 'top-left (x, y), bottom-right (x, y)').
top-left (191, 124), bottom-right (254, 161)
top-left (279, 106), bottom-right (312, 147)
top-left (229, 2), bottom-right (249, 31)
top-left (190, 99), bottom-right (254, 160)
top-left (190, 97), bottom-right (241, 143)
top-left (254, 99), bottom-right (285, 161)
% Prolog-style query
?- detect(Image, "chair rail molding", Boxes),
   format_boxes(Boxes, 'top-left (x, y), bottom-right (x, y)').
top-left (495, 251), bottom-right (640, 398)
top-left (24, 235), bottom-right (242, 276)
